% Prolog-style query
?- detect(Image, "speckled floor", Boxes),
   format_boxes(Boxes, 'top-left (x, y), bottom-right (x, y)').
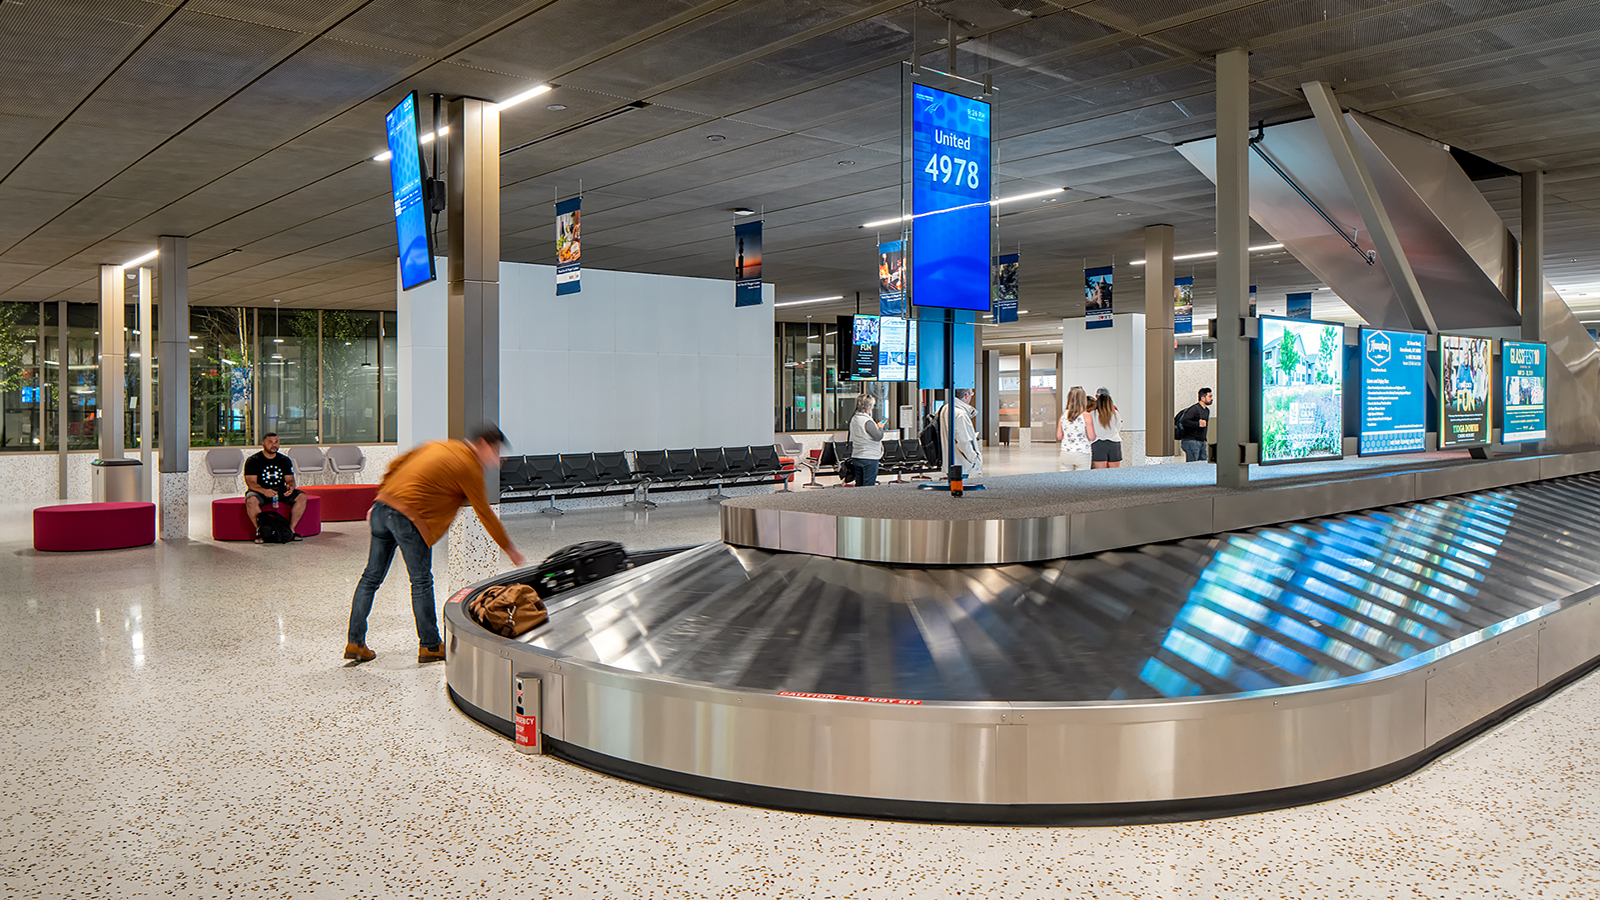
top-left (4, 484), bottom-right (1599, 898)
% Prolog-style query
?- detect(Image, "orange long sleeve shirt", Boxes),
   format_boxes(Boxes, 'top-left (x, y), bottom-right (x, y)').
top-left (374, 440), bottom-right (512, 550)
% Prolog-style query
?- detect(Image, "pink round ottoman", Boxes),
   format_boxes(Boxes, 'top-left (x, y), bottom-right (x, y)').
top-left (34, 502), bottom-right (156, 552)
top-left (301, 484), bottom-right (379, 522)
top-left (211, 495), bottom-right (322, 541)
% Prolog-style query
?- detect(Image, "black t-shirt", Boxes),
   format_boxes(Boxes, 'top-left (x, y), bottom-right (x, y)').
top-left (1177, 402), bottom-right (1210, 442)
top-left (245, 451), bottom-right (294, 494)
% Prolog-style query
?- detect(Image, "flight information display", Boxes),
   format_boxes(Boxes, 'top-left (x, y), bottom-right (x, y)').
top-left (910, 83), bottom-right (991, 311)
top-left (1439, 334), bottom-right (1492, 447)
top-left (1501, 340), bottom-right (1547, 442)
top-left (384, 91), bottom-right (435, 290)
top-left (1359, 327), bottom-right (1427, 455)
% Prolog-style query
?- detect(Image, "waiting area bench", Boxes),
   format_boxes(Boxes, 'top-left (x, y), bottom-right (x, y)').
top-left (211, 495), bottom-right (322, 541)
top-left (499, 446), bottom-right (789, 514)
top-left (33, 502), bottom-right (156, 552)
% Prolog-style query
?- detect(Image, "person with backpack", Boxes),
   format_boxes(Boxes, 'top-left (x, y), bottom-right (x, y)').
top-left (344, 424), bottom-right (527, 665)
top-left (1176, 387), bottom-right (1213, 462)
top-left (243, 432), bottom-right (308, 542)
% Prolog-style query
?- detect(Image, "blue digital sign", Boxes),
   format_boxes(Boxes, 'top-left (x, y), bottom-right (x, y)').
top-left (385, 92), bottom-right (436, 290)
top-left (1359, 327), bottom-right (1427, 455)
top-left (910, 84), bottom-right (990, 311)
top-left (1501, 340), bottom-right (1547, 441)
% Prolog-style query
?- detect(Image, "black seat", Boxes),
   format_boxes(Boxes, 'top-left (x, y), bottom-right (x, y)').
top-left (524, 454), bottom-right (571, 515)
top-left (900, 438), bottom-right (933, 480)
top-left (695, 448), bottom-right (730, 500)
top-left (828, 440), bottom-right (854, 485)
top-left (593, 451), bottom-right (636, 486)
top-left (666, 449), bottom-right (701, 481)
top-left (878, 440), bottom-right (905, 482)
top-left (498, 456), bottom-right (530, 493)
top-left (722, 446), bottom-right (755, 480)
top-left (629, 449), bottom-right (676, 508)
top-left (748, 444), bottom-right (789, 491)
top-left (559, 453), bottom-right (602, 489)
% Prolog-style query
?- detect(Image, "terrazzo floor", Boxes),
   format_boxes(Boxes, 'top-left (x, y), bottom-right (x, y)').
top-left (3, 473), bottom-right (1599, 898)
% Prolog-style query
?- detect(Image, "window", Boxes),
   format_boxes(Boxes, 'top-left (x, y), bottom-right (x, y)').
top-left (0, 302), bottom-right (42, 450)
top-left (191, 307), bottom-right (255, 447)
top-left (320, 310), bottom-right (380, 444)
top-left (258, 308), bottom-right (319, 444)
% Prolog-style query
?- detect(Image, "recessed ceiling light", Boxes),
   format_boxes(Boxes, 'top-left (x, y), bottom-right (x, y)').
top-left (1116, 211), bottom-right (1133, 217)
top-left (707, 134), bottom-right (726, 142)
top-left (837, 160), bottom-right (855, 166)
top-left (732, 207), bottom-right (756, 216)
top-left (1019, 310), bottom-right (1030, 314)
top-left (546, 104), bottom-right (566, 111)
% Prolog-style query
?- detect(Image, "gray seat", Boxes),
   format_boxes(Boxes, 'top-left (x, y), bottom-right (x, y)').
top-left (286, 446), bottom-right (328, 485)
top-left (325, 445), bottom-right (367, 482)
top-left (203, 447), bottom-right (244, 493)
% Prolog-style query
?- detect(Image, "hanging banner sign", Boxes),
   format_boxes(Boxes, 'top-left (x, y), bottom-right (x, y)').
top-left (878, 240), bottom-right (906, 315)
top-left (1084, 265), bottom-right (1113, 329)
top-left (734, 220), bottom-right (762, 307)
top-left (1249, 284), bottom-right (1257, 317)
top-left (1287, 292), bottom-right (1312, 319)
top-left (994, 253), bottom-right (1019, 323)
top-left (1174, 276), bottom-right (1194, 334)
top-left (555, 197), bottom-right (581, 296)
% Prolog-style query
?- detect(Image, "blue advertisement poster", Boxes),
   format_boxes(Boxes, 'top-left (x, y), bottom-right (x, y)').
top-left (994, 253), bottom-right (1019, 323)
top-left (1173, 276), bottom-right (1193, 334)
top-left (1259, 316), bottom-right (1344, 463)
top-left (1501, 340), bottom-right (1547, 441)
top-left (1359, 328), bottom-right (1427, 455)
top-left (384, 92), bottom-right (435, 290)
top-left (1440, 334), bottom-right (1492, 447)
top-left (1286, 292), bottom-right (1312, 319)
top-left (1082, 265), bottom-right (1112, 329)
top-left (878, 240), bottom-right (906, 316)
top-left (555, 196), bottom-right (581, 296)
top-left (1249, 284), bottom-right (1257, 317)
top-left (910, 84), bottom-right (991, 311)
top-left (734, 220), bottom-right (762, 307)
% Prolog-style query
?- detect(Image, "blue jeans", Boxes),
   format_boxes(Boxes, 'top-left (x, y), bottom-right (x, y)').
top-left (347, 501), bottom-right (439, 647)
top-left (853, 459), bottom-right (879, 486)
top-left (1181, 439), bottom-right (1207, 462)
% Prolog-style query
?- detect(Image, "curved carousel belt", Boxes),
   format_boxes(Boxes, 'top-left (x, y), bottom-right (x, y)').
top-left (445, 474), bottom-right (1600, 825)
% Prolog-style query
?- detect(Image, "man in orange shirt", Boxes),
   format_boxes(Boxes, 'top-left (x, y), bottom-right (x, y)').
top-left (344, 424), bottom-right (526, 664)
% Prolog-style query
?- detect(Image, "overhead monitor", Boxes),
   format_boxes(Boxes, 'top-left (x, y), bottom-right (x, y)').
top-left (844, 314), bottom-right (880, 381)
top-left (384, 91), bottom-right (436, 290)
top-left (1439, 334), bottom-right (1492, 447)
top-left (1258, 316), bottom-right (1345, 464)
top-left (878, 316), bottom-right (914, 382)
top-left (909, 83), bottom-right (991, 311)
top-left (1500, 340), bottom-right (1547, 442)
top-left (1358, 327), bottom-right (1427, 455)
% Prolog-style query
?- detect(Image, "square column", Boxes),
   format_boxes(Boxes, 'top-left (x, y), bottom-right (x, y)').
top-left (1214, 49), bottom-right (1251, 487)
top-left (158, 236), bottom-right (190, 541)
top-left (98, 266), bottom-right (126, 460)
top-left (1521, 170), bottom-right (1544, 340)
top-left (1142, 225), bottom-right (1175, 457)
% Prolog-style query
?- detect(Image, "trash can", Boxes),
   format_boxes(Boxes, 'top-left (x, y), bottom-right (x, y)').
top-left (91, 458), bottom-right (143, 503)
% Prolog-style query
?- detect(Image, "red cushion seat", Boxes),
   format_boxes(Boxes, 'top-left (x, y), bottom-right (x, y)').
top-left (34, 502), bottom-right (156, 552)
top-left (211, 495), bottom-right (322, 541)
top-left (301, 484), bottom-right (379, 521)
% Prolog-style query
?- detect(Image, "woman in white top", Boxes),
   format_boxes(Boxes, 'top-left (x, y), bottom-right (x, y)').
top-left (848, 394), bottom-right (885, 486)
top-left (1056, 386), bottom-right (1092, 471)
top-left (1089, 386), bottom-right (1123, 468)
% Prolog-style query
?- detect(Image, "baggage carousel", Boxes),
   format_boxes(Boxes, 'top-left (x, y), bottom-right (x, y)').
top-left (445, 471), bottom-right (1600, 824)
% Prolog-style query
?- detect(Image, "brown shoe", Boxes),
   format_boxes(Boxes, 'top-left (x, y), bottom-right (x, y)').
top-left (418, 644), bottom-right (446, 663)
top-left (343, 642), bottom-right (376, 662)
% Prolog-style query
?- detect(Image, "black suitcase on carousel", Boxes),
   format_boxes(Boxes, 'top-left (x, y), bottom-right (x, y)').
top-left (532, 540), bottom-right (629, 598)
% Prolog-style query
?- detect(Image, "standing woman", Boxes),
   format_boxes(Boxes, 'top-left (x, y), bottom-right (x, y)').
top-left (848, 394), bottom-right (885, 486)
top-left (1091, 387), bottom-right (1123, 468)
top-left (1057, 386), bottom-right (1092, 471)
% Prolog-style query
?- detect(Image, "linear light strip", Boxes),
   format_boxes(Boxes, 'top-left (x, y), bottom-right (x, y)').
top-left (122, 250), bottom-right (158, 267)
top-left (371, 84), bottom-right (551, 162)
top-left (1130, 243), bottom-right (1284, 265)
top-left (774, 295), bottom-right (845, 308)
top-left (860, 188), bottom-right (1066, 229)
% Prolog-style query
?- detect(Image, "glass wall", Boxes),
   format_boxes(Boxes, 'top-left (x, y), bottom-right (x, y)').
top-left (0, 301), bottom-right (43, 450)
top-left (1029, 352), bottom-right (1058, 430)
top-left (997, 355), bottom-right (1020, 429)
top-left (191, 306), bottom-right (254, 447)
top-left (320, 310), bottom-right (380, 444)
top-left (258, 308), bottom-right (320, 444)
top-left (382, 311), bottom-right (397, 443)
top-left (774, 320), bottom-right (897, 434)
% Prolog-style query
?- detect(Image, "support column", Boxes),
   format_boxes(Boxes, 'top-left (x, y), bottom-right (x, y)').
top-left (1143, 224), bottom-right (1176, 458)
top-left (1521, 170), bottom-right (1544, 341)
top-left (138, 267), bottom-right (153, 502)
top-left (1017, 342), bottom-right (1031, 444)
top-left (446, 96), bottom-right (504, 591)
top-left (56, 300), bottom-right (66, 500)
top-left (98, 266), bottom-right (126, 461)
top-left (1215, 49), bottom-right (1251, 487)
top-left (982, 350), bottom-right (999, 444)
top-left (158, 236), bottom-right (190, 541)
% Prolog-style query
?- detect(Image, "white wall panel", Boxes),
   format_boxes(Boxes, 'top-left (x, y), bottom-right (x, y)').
top-left (396, 261), bottom-right (448, 448)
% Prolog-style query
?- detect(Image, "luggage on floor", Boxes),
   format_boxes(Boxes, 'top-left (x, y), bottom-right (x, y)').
top-left (468, 584), bottom-right (549, 637)
top-left (255, 509), bottom-right (295, 544)
top-left (533, 540), bottom-right (628, 598)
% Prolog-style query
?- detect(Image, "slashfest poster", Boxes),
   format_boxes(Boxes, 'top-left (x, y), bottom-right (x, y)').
top-left (1174, 276), bottom-right (1193, 334)
top-left (1085, 265), bottom-right (1113, 329)
top-left (555, 197), bottom-right (581, 295)
top-left (994, 253), bottom-right (1019, 323)
top-left (734, 220), bottom-right (762, 307)
top-left (878, 240), bottom-right (906, 315)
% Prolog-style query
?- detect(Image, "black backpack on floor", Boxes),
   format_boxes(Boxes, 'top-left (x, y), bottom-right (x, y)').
top-left (256, 510), bottom-right (295, 544)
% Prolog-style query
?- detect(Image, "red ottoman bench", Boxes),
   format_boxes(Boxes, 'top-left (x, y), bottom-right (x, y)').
top-left (211, 495), bottom-right (322, 541)
top-left (34, 502), bottom-right (156, 552)
top-left (302, 484), bottom-right (379, 522)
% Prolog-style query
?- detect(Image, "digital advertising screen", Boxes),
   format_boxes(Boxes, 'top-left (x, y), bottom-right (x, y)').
top-left (1439, 334), bottom-right (1492, 447)
top-left (1501, 340), bottom-right (1547, 442)
top-left (910, 83), bottom-right (991, 311)
top-left (1258, 316), bottom-right (1345, 464)
top-left (850, 314), bottom-right (880, 380)
top-left (878, 240), bottom-right (906, 316)
top-left (878, 316), bottom-right (908, 382)
top-left (384, 91), bottom-right (435, 291)
top-left (1359, 327), bottom-right (1428, 456)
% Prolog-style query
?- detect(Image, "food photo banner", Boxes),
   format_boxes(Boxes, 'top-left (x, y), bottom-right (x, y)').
top-left (734, 220), bottom-right (762, 307)
top-left (555, 196), bottom-right (581, 296)
top-left (1085, 265), bottom-right (1113, 329)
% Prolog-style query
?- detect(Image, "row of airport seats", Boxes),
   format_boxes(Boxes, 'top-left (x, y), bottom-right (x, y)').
top-left (499, 446), bottom-right (792, 514)
top-left (803, 438), bottom-right (939, 487)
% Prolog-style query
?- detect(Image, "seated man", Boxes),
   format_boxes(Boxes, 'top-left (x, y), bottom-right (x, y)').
top-left (244, 432), bottom-right (308, 542)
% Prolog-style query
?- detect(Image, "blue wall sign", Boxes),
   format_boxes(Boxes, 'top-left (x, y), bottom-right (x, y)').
top-left (1359, 327), bottom-right (1427, 455)
top-left (1501, 340), bottom-right (1547, 441)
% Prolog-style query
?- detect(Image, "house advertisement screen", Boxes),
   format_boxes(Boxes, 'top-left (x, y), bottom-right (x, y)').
top-left (1259, 316), bottom-right (1344, 464)
top-left (909, 84), bottom-right (991, 311)
top-left (1501, 340), bottom-right (1547, 441)
top-left (1439, 334), bottom-right (1492, 447)
top-left (1359, 327), bottom-right (1427, 455)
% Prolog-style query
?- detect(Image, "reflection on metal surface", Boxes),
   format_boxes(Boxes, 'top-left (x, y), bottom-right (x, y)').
top-left (447, 475), bottom-right (1600, 817)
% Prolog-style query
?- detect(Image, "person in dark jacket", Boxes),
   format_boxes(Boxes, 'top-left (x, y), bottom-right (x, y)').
top-left (1177, 387), bottom-right (1212, 462)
